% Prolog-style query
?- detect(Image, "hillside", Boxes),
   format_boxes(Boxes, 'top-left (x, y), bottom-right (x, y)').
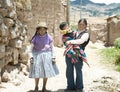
top-left (70, 0), bottom-right (120, 17)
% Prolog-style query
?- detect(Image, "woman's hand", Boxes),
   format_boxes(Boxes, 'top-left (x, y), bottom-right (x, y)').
top-left (66, 41), bottom-right (71, 45)
top-left (30, 57), bottom-right (34, 64)
top-left (52, 58), bottom-right (56, 64)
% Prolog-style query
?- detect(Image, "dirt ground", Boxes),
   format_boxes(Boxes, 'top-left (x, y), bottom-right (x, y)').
top-left (0, 41), bottom-right (120, 92)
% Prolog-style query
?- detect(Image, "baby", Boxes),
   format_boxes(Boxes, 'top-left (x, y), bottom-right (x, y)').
top-left (59, 22), bottom-right (76, 46)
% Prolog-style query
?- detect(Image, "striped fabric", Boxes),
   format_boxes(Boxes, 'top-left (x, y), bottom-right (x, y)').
top-left (62, 32), bottom-right (90, 67)
top-left (29, 51), bottom-right (59, 78)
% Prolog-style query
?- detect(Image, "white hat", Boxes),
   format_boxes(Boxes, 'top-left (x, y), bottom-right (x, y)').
top-left (36, 22), bottom-right (48, 29)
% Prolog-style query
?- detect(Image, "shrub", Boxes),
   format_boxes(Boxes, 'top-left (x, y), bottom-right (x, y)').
top-left (115, 51), bottom-right (120, 65)
top-left (114, 37), bottom-right (120, 49)
top-left (115, 51), bottom-right (120, 71)
top-left (70, 24), bottom-right (77, 31)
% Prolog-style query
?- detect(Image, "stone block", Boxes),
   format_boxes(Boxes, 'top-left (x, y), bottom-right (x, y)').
top-left (9, 26), bottom-right (19, 39)
top-left (0, 23), bottom-right (9, 37)
top-left (4, 18), bottom-right (14, 28)
top-left (20, 29), bottom-right (27, 36)
top-left (8, 10), bottom-right (17, 19)
top-left (0, 44), bottom-right (5, 58)
top-left (12, 48), bottom-right (19, 65)
top-left (3, 0), bottom-right (14, 11)
top-left (0, 8), bottom-right (8, 17)
top-left (19, 45), bottom-right (28, 64)
top-left (5, 55), bottom-right (12, 65)
top-left (0, 15), bottom-right (3, 25)
top-left (8, 39), bottom-right (23, 48)
top-left (0, 58), bottom-right (5, 68)
top-left (3, 37), bottom-right (9, 45)
top-left (0, 68), bottom-right (1, 83)
top-left (5, 46), bottom-right (13, 63)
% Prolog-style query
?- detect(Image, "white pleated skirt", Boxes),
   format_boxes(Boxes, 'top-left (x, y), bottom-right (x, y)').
top-left (29, 51), bottom-right (59, 78)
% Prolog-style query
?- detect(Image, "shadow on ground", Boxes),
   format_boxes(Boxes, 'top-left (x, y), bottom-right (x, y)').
top-left (0, 85), bottom-right (6, 89)
top-left (27, 89), bottom-right (76, 92)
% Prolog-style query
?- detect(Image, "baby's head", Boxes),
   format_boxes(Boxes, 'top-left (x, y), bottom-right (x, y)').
top-left (59, 22), bottom-right (71, 35)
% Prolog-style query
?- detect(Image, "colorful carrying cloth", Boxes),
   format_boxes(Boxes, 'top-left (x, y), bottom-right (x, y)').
top-left (62, 32), bottom-right (90, 67)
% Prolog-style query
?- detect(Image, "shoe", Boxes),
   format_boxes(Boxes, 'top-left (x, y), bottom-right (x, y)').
top-left (42, 88), bottom-right (51, 92)
top-left (42, 88), bottom-right (46, 92)
top-left (64, 88), bottom-right (75, 92)
top-left (76, 89), bottom-right (84, 92)
top-left (34, 86), bottom-right (38, 92)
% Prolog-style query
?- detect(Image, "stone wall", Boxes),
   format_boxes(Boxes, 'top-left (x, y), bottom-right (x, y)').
top-left (0, 0), bottom-right (32, 82)
top-left (107, 19), bottom-right (120, 46)
top-left (89, 16), bottom-right (120, 46)
top-left (89, 23), bottom-right (107, 43)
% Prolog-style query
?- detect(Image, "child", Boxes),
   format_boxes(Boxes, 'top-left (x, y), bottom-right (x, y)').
top-left (29, 22), bottom-right (59, 92)
top-left (59, 22), bottom-right (89, 66)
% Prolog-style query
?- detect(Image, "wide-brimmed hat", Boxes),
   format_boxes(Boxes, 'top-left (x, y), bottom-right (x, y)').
top-left (36, 22), bottom-right (48, 29)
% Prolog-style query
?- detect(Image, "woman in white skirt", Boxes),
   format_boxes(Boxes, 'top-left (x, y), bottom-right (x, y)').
top-left (29, 22), bottom-right (59, 92)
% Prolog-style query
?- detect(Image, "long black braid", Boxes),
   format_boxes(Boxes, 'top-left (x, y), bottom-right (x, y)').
top-left (30, 29), bottom-right (38, 43)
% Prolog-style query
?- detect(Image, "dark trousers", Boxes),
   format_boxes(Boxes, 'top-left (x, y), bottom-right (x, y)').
top-left (65, 55), bottom-right (83, 90)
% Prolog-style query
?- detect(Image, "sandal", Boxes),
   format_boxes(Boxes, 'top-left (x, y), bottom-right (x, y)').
top-left (42, 89), bottom-right (51, 92)
top-left (42, 88), bottom-right (46, 92)
top-left (34, 86), bottom-right (38, 92)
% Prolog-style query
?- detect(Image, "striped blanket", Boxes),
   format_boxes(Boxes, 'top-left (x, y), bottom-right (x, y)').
top-left (62, 32), bottom-right (90, 67)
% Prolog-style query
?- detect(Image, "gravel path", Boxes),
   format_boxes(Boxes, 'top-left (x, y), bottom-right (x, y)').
top-left (0, 42), bottom-right (120, 92)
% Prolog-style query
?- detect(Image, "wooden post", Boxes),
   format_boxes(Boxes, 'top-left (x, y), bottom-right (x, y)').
top-left (80, 0), bottom-right (82, 19)
top-left (66, 0), bottom-right (70, 25)
top-left (0, 68), bottom-right (1, 83)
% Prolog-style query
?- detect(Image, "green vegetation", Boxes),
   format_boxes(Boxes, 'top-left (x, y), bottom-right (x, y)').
top-left (70, 24), bottom-right (77, 31)
top-left (114, 37), bottom-right (120, 49)
top-left (100, 38), bottom-right (120, 71)
top-left (116, 65), bottom-right (120, 71)
top-left (100, 47), bottom-right (120, 71)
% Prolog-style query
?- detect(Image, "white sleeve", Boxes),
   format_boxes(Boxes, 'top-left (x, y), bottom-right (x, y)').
top-left (70, 33), bottom-right (89, 44)
top-left (28, 43), bottom-right (34, 58)
top-left (50, 42), bottom-right (56, 58)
